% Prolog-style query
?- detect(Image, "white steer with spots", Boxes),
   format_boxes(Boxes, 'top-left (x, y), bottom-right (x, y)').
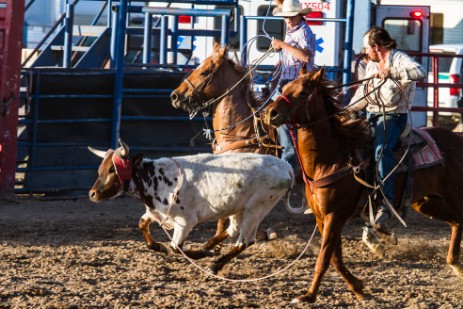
top-left (89, 139), bottom-right (301, 274)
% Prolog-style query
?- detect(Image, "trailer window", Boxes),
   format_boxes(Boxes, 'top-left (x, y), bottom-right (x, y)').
top-left (383, 18), bottom-right (422, 52)
top-left (257, 6), bottom-right (284, 52)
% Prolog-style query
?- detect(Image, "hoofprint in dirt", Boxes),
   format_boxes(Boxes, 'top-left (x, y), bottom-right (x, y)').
top-left (1, 195), bottom-right (462, 308)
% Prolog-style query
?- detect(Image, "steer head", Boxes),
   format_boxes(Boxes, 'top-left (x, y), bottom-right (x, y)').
top-left (88, 139), bottom-right (133, 202)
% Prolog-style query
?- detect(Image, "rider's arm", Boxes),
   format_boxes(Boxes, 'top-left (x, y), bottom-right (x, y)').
top-left (346, 86), bottom-right (368, 112)
top-left (272, 39), bottom-right (312, 63)
top-left (389, 51), bottom-right (426, 81)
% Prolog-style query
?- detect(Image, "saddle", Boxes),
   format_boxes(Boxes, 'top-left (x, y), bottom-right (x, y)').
top-left (361, 127), bottom-right (445, 221)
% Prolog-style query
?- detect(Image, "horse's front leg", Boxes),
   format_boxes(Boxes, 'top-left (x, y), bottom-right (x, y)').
top-left (290, 214), bottom-right (343, 304)
top-left (330, 235), bottom-right (367, 301)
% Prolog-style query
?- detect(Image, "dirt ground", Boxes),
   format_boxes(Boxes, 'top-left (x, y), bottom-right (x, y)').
top-left (1, 191), bottom-right (462, 308)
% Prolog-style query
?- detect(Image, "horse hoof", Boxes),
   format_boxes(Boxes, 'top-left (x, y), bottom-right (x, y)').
top-left (266, 227), bottom-right (278, 240)
top-left (354, 291), bottom-right (367, 302)
top-left (356, 291), bottom-right (372, 302)
top-left (290, 295), bottom-right (316, 305)
top-left (450, 264), bottom-right (463, 277)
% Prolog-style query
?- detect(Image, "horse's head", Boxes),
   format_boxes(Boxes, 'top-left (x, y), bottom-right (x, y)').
top-left (264, 66), bottom-right (327, 127)
top-left (264, 66), bottom-right (372, 149)
top-left (170, 42), bottom-right (235, 118)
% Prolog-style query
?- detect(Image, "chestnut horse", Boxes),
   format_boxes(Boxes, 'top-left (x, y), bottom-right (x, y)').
top-left (170, 43), bottom-right (279, 156)
top-left (263, 66), bottom-right (463, 304)
top-left (170, 43), bottom-right (285, 249)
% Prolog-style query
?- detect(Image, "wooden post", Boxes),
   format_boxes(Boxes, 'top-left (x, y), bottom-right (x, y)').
top-left (0, 0), bottom-right (25, 198)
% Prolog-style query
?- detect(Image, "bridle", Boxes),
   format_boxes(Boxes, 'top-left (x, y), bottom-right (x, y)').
top-left (275, 76), bottom-right (378, 128)
top-left (183, 63), bottom-right (223, 118)
top-left (181, 47), bottom-right (276, 119)
top-left (275, 83), bottom-right (320, 128)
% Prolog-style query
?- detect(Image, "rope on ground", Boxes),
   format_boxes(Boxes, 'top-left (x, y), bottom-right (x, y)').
top-left (159, 223), bottom-right (318, 283)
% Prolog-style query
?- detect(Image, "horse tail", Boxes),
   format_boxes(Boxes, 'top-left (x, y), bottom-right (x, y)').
top-left (284, 166), bottom-right (307, 214)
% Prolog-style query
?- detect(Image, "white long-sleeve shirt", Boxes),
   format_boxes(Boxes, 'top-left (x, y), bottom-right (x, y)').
top-left (348, 49), bottom-right (426, 114)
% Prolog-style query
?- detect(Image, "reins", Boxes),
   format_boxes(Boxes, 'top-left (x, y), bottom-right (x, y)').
top-left (185, 46), bottom-right (276, 120)
top-left (279, 76), bottom-right (409, 228)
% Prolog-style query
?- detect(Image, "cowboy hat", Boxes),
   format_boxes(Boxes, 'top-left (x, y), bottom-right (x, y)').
top-left (273, 0), bottom-right (312, 17)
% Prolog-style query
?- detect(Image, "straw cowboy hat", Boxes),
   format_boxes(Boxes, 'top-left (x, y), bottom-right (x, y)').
top-left (273, 0), bottom-right (312, 17)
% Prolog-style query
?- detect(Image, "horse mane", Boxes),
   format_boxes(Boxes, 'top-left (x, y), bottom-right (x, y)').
top-left (316, 76), bottom-right (372, 149)
top-left (221, 56), bottom-right (260, 108)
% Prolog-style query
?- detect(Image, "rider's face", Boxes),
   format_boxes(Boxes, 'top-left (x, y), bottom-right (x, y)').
top-left (284, 15), bottom-right (303, 29)
top-left (363, 34), bottom-right (380, 62)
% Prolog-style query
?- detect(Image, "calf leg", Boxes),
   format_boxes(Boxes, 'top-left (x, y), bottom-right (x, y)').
top-left (202, 218), bottom-right (230, 252)
top-left (139, 214), bottom-right (168, 253)
top-left (169, 223), bottom-right (218, 260)
top-left (210, 243), bottom-right (248, 274)
top-left (209, 213), bottom-right (261, 274)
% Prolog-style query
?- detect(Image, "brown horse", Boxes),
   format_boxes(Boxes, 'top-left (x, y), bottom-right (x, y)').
top-left (170, 42), bottom-right (279, 156)
top-left (170, 43), bottom-right (285, 250)
top-left (263, 66), bottom-right (463, 304)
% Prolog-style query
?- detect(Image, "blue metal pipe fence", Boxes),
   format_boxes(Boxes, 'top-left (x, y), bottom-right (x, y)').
top-left (18, 0), bottom-right (356, 196)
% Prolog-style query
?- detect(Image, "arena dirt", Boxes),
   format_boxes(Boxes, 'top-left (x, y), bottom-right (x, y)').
top-left (1, 191), bottom-right (462, 308)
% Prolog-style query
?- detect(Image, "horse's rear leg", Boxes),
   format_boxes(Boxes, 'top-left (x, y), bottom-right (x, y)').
top-left (448, 223), bottom-right (463, 276)
top-left (412, 196), bottom-right (463, 276)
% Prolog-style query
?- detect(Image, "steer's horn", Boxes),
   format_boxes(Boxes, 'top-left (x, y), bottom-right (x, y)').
top-left (88, 146), bottom-right (107, 158)
top-left (118, 138), bottom-right (129, 158)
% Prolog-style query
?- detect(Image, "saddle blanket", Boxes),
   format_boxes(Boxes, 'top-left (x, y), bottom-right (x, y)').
top-left (395, 127), bottom-right (444, 173)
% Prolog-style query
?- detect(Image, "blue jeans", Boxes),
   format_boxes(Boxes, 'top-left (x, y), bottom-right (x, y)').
top-left (274, 80), bottom-right (297, 168)
top-left (277, 125), bottom-right (297, 168)
top-left (370, 113), bottom-right (408, 206)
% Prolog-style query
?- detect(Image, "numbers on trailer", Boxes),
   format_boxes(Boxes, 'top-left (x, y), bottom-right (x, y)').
top-left (302, 2), bottom-right (331, 12)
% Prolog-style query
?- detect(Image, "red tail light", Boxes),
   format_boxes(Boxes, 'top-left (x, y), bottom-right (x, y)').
top-left (449, 74), bottom-right (461, 96)
top-left (409, 10), bottom-right (424, 19)
top-left (179, 16), bottom-right (192, 24)
top-left (305, 11), bottom-right (323, 26)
